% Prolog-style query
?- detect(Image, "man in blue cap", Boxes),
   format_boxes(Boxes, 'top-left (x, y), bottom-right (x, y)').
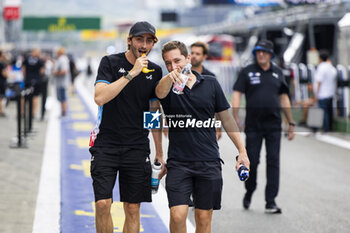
top-left (232, 39), bottom-right (295, 214)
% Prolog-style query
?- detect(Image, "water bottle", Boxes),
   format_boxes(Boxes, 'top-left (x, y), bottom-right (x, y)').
top-left (236, 156), bottom-right (249, 181)
top-left (89, 106), bottom-right (103, 147)
top-left (172, 63), bottom-right (192, 95)
top-left (151, 160), bottom-right (162, 194)
top-left (89, 127), bottom-right (99, 147)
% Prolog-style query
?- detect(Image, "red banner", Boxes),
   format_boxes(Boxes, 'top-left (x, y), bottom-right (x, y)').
top-left (3, 7), bottom-right (20, 20)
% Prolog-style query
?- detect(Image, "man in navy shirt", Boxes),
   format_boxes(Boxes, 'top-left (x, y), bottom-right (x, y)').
top-left (90, 21), bottom-right (165, 233)
top-left (190, 41), bottom-right (222, 140)
top-left (232, 39), bottom-right (295, 214)
top-left (156, 40), bottom-right (249, 233)
top-left (0, 50), bottom-right (8, 117)
top-left (190, 41), bottom-right (216, 77)
top-left (22, 48), bottom-right (44, 118)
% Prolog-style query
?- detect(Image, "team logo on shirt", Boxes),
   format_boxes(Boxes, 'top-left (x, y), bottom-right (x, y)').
top-left (249, 72), bottom-right (261, 85)
top-left (118, 68), bottom-right (126, 74)
top-left (143, 110), bottom-right (162, 129)
top-left (146, 75), bottom-right (152, 80)
top-left (272, 72), bottom-right (279, 79)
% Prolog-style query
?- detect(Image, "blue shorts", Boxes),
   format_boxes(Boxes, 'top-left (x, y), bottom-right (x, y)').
top-left (56, 87), bottom-right (67, 102)
top-left (166, 159), bottom-right (223, 210)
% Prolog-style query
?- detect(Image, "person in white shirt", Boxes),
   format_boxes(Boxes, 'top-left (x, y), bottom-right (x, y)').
top-left (314, 49), bottom-right (337, 132)
top-left (53, 47), bottom-right (70, 116)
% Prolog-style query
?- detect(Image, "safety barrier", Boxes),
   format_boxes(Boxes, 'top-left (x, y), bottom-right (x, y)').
top-left (204, 60), bottom-right (350, 122)
top-left (8, 83), bottom-right (35, 148)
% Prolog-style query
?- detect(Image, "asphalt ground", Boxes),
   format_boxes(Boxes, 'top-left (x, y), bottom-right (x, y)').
top-left (0, 94), bottom-right (48, 233)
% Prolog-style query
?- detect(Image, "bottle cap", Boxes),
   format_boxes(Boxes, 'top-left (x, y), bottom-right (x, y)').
top-left (154, 161), bottom-right (161, 166)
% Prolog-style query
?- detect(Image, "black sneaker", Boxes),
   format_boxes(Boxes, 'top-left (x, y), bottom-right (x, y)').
top-left (243, 192), bottom-right (252, 209)
top-left (265, 203), bottom-right (282, 214)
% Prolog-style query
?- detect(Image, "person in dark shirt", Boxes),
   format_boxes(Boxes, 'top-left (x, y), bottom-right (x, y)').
top-left (232, 39), bottom-right (295, 214)
top-left (0, 50), bottom-right (8, 117)
top-left (68, 54), bottom-right (79, 95)
top-left (190, 41), bottom-right (216, 77)
top-left (22, 48), bottom-right (44, 117)
top-left (156, 40), bottom-right (249, 233)
top-left (89, 21), bottom-right (165, 233)
top-left (190, 41), bottom-right (222, 140)
top-left (86, 57), bottom-right (93, 78)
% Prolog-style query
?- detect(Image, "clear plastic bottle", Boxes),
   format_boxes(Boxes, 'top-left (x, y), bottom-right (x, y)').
top-left (151, 160), bottom-right (162, 194)
top-left (172, 63), bottom-right (192, 95)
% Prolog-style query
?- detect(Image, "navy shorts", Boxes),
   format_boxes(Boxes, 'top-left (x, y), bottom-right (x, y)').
top-left (25, 81), bottom-right (41, 96)
top-left (166, 159), bottom-right (223, 210)
top-left (56, 87), bottom-right (67, 102)
top-left (89, 146), bottom-right (152, 203)
top-left (0, 82), bottom-right (5, 97)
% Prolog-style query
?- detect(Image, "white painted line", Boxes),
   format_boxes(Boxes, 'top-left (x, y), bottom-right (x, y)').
top-left (32, 95), bottom-right (61, 233)
top-left (75, 76), bottom-right (98, 117)
top-left (76, 75), bottom-right (196, 233)
top-left (295, 132), bottom-right (313, 137)
top-left (315, 134), bottom-right (350, 150)
top-left (152, 185), bottom-right (196, 233)
top-left (151, 184), bottom-right (170, 231)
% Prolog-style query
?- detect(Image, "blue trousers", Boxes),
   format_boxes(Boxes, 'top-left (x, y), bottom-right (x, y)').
top-left (318, 98), bottom-right (333, 132)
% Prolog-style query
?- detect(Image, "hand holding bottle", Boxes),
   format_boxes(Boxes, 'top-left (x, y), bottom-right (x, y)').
top-left (172, 63), bottom-right (192, 94)
top-left (235, 155), bottom-right (249, 182)
top-left (151, 160), bottom-right (162, 194)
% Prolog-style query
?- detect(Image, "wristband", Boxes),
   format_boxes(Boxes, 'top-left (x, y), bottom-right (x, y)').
top-left (124, 71), bottom-right (133, 81)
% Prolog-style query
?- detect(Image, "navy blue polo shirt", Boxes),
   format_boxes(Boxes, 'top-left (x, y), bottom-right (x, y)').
top-left (22, 56), bottom-right (44, 83)
top-left (159, 71), bottom-right (230, 162)
top-left (233, 62), bottom-right (289, 131)
top-left (93, 52), bottom-right (162, 150)
top-left (202, 66), bottom-right (216, 77)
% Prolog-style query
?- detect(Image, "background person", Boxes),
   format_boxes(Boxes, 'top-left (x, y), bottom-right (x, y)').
top-left (0, 50), bottom-right (8, 117)
top-left (232, 39), bottom-right (295, 214)
top-left (190, 41), bottom-right (222, 140)
top-left (40, 53), bottom-right (53, 121)
top-left (22, 48), bottom-right (45, 118)
top-left (190, 41), bottom-right (216, 77)
top-left (68, 54), bottom-right (79, 95)
top-left (314, 49), bottom-right (337, 132)
top-left (53, 47), bottom-right (70, 117)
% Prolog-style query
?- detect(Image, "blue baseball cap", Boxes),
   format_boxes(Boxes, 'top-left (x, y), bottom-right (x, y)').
top-left (252, 39), bottom-right (275, 58)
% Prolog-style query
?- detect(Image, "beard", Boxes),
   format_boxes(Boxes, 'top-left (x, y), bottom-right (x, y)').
top-left (191, 59), bottom-right (201, 67)
top-left (130, 45), bottom-right (140, 58)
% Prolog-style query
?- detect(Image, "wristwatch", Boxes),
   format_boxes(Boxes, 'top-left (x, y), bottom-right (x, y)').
top-left (289, 122), bottom-right (296, 127)
top-left (124, 71), bottom-right (133, 81)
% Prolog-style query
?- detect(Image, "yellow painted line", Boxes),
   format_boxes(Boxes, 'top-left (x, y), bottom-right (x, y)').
top-left (70, 105), bottom-right (85, 111)
top-left (67, 139), bottom-right (75, 144)
top-left (70, 160), bottom-right (91, 177)
top-left (75, 202), bottom-right (154, 232)
top-left (72, 122), bottom-right (93, 131)
top-left (66, 137), bottom-right (90, 148)
top-left (69, 99), bottom-right (81, 104)
top-left (71, 113), bottom-right (89, 120)
top-left (76, 137), bottom-right (90, 148)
